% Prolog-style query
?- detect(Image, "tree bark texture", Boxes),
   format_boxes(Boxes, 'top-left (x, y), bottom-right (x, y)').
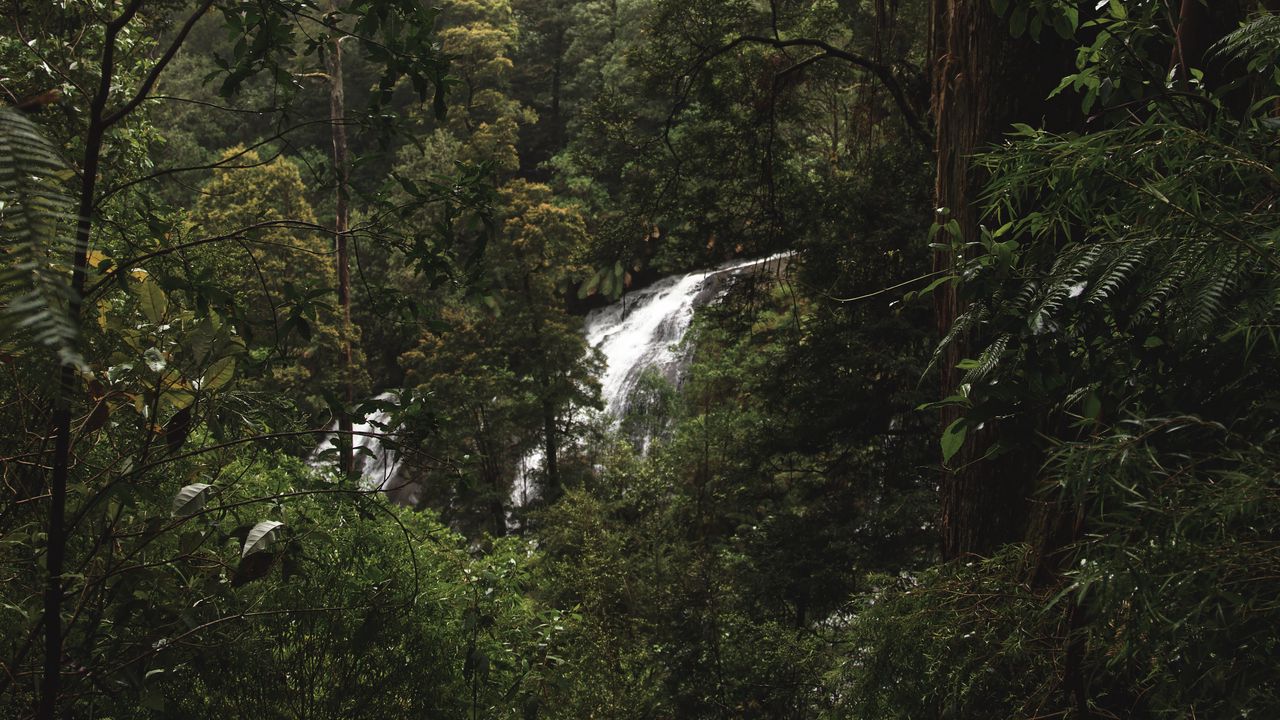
top-left (929, 0), bottom-right (1064, 559)
top-left (326, 24), bottom-right (355, 476)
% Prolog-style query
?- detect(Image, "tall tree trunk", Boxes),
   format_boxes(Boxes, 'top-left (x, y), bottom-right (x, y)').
top-left (38, 6), bottom-right (139, 712)
top-left (519, 275), bottom-right (560, 499)
top-left (542, 398), bottom-right (559, 497)
top-left (550, 29), bottom-right (565, 154)
top-left (326, 21), bottom-right (355, 475)
top-left (929, 0), bottom-right (1062, 559)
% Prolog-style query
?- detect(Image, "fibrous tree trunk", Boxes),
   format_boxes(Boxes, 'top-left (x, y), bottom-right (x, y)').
top-left (929, 0), bottom-right (1064, 559)
top-left (325, 15), bottom-right (355, 475)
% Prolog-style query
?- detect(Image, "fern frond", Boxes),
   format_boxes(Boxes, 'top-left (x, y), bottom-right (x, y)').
top-left (0, 107), bottom-right (83, 369)
top-left (926, 305), bottom-right (990, 378)
top-left (1133, 252), bottom-right (1192, 325)
top-left (1176, 250), bottom-right (1246, 335)
top-left (1086, 242), bottom-right (1151, 306)
top-left (962, 332), bottom-right (1011, 385)
top-left (1065, 243), bottom-right (1105, 280)
top-left (1184, 274), bottom-right (1228, 334)
top-left (1010, 279), bottom-right (1040, 311)
top-left (1213, 14), bottom-right (1280, 65)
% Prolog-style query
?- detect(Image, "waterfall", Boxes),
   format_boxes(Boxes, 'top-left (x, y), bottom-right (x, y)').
top-left (511, 252), bottom-right (789, 505)
top-left (319, 253), bottom-right (789, 508)
top-left (310, 392), bottom-right (422, 506)
top-left (586, 252), bottom-right (789, 425)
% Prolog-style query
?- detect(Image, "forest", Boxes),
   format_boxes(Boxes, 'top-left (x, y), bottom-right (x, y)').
top-left (2, 0), bottom-right (1279, 717)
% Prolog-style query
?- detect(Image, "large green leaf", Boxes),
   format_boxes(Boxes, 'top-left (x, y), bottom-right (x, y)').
top-left (242, 520), bottom-right (284, 557)
top-left (202, 356), bottom-right (236, 391)
top-left (941, 419), bottom-right (967, 464)
top-left (134, 277), bottom-right (168, 324)
top-left (171, 482), bottom-right (211, 516)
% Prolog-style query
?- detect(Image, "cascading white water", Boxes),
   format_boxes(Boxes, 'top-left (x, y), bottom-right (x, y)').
top-left (310, 392), bottom-right (422, 506)
top-left (319, 253), bottom-right (788, 508)
top-left (510, 252), bottom-right (789, 506)
top-left (584, 252), bottom-right (789, 422)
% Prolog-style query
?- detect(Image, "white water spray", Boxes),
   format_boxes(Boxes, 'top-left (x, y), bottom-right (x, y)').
top-left (585, 252), bottom-right (789, 422)
top-left (310, 392), bottom-right (422, 506)
top-left (511, 252), bottom-right (789, 506)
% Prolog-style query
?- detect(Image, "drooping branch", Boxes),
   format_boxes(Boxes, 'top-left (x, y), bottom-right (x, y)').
top-left (699, 34), bottom-right (932, 148)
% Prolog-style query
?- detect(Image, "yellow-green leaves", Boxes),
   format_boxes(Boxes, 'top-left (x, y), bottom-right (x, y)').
top-left (133, 276), bottom-right (168, 324)
top-left (201, 356), bottom-right (236, 392)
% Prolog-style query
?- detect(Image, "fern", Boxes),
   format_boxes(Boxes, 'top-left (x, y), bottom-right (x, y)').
top-left (944, 76), bottom-right (1280, 446)
top-left (1086, 241), bottom-right (1150, 307)
top-left (961, 332), bottom-right (1011, 385)
top-left (1213, 13), bottom-right (1280, 69)
top-left (1133, 258), bottom-right (1189, 325)
top-left (1181, 266), bottom-right (1233, 335)
top-left (925, 304), bottom-right (989, 379)
top-left (0, 107), bottom-right (83, 369)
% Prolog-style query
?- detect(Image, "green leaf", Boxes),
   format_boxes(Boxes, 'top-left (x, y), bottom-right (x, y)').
top-left (242, 520), bottom-right (284, 558)
top-left (918, 274), bottom-right (958, 298)
top-left (577, 271), bottom-right (601, 299)
top-left (172, 483), bottom-right (212, 516)
top-left (135, 277), bottom-right (168, 324)
top-left (0, 108), bottom-right (84, 369)
top-left (941, 418), bottom-right (967, 464)
top-left (1061, 6), bottom-right (1079, 33)
top-left (600, 268), bottom-right (616, 297)
top-left (202, 356), bottom-right (236, 391)
top-left (1082, 393), bottom-right (1102, 420)
top-left (161, 389), bottom-right (196, 410)
top-left (1009, 4), bottom-right (1028, 37)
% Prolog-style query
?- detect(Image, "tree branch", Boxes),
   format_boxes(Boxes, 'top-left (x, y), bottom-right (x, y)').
top-left (103, 0), bottom-right (217, 128)
top-left (728, 35), bottom-right (933, 148)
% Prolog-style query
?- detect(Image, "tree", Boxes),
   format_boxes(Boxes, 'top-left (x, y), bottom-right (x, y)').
top-left (839, 7), bottom-right (1280, 715)
top-left (398, 180), bottom-right (599, 534)
top-left (324, 0), bottom-right (357, 474)
top-left (927, 0), bottom-right (1078, 558)
top-left (0, 1), bottom-right (448, 715)
top-left (190, 147), bottom-right (370, 412)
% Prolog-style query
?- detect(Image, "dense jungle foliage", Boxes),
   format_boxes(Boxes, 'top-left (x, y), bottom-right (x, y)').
top-left (2, 0), bottom-right (1279, 717)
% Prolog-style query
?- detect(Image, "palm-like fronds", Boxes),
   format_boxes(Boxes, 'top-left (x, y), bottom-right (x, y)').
top-left (0, 107), bottom-right (83, 369)
top-left (957, 114), bottom-right (1278, 377)
top-left (1214, 13), bottom-right (1280, 71)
